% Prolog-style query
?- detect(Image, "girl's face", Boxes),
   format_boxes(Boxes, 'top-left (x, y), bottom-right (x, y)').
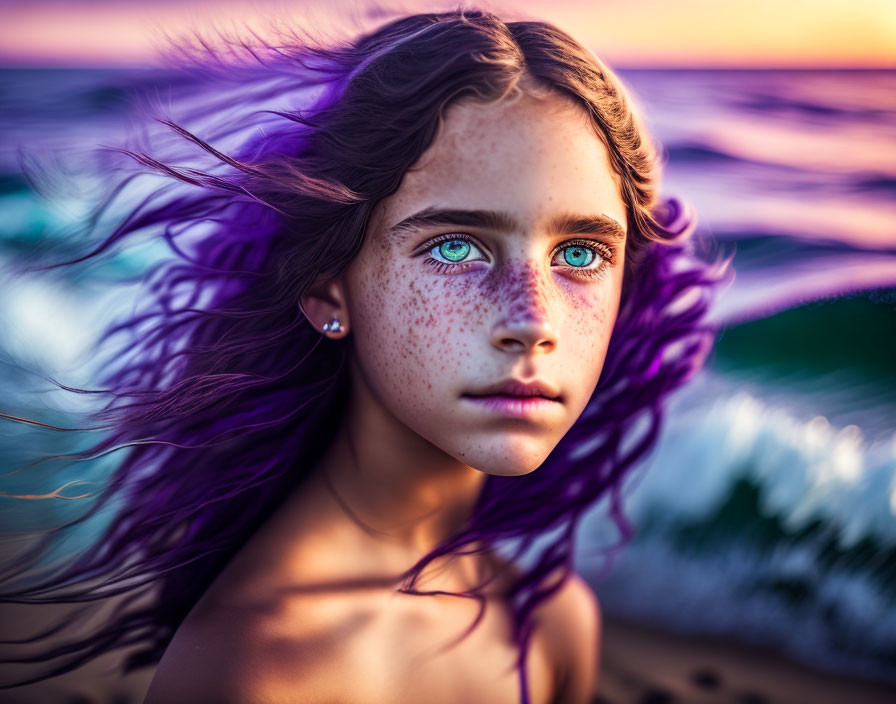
top-left (341, 90), bottom-right (628, 477)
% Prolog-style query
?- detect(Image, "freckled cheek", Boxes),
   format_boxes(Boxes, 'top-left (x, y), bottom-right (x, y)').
top-left (349, 261), bottom-right (444, 413)
top-left (373, 275), bottom-right (478, 393)
top-left (401, 281), bottom-right (476, 349)
top-left (566, 292), bottom-right (619, 363)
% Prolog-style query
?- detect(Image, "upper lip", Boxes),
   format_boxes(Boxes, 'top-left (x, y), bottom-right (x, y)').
top-left (464, 378), bottom-right (562, 401)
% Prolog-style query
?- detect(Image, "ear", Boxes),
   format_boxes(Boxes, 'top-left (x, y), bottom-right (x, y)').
top-left (299, 274), bottom-right (350, 339)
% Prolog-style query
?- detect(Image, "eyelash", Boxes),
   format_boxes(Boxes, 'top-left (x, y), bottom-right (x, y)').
top-left (420, 233), bottom-right (615, 280)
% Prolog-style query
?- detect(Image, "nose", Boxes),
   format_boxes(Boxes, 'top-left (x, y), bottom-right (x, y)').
top-left (492, 317), bottom-right (558, 354)
top-left (490, 264), bottom-right (559, 354)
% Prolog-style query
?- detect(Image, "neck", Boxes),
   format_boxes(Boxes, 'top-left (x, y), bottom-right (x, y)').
top-left (312, 369), bottom-right (488, 562)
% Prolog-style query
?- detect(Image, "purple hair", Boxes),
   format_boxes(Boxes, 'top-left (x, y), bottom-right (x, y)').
top-left (0, 7), bottom-right (731, 702)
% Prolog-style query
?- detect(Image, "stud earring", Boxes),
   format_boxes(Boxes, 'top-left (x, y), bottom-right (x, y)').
top-left (322, 317), bottom-right (342, 334)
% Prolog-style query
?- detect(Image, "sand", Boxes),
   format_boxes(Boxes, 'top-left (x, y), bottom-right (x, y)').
top-left (596, 612), bottom-right (896, 704)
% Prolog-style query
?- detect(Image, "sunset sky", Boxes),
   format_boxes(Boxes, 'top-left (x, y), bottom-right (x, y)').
top-left (0, 0), bottom-right (894, 68)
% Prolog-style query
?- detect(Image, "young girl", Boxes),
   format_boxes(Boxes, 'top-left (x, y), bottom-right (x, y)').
top-left (0, 7), bottom-right (728, 703)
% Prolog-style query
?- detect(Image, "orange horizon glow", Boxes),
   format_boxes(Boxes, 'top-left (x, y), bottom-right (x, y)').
top-left (0, 0), bottom-right (894, 69)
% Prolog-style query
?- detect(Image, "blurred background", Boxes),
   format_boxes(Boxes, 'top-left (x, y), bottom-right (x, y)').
top-left (0, 1), bottom-right (894, 703)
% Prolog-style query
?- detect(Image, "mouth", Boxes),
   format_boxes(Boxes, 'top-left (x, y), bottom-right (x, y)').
top-left (460, 393), bottom-right (563, 418)
top-left (462, 392), bottom-right (562, 401)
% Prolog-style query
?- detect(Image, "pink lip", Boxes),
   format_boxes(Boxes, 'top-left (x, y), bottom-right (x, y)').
top-left (461, 394), bottom-right (562, 418)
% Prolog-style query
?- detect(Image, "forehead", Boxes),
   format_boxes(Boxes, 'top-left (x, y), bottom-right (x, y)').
top-left (374, 90), bottom-right (627, 238)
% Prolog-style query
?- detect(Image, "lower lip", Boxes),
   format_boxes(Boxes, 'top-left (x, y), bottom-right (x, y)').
top-left (461, 394), bottom-right (562, 418)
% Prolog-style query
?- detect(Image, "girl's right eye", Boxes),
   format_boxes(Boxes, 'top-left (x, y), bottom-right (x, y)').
top-left (424, 234), bottom-right (487, 272)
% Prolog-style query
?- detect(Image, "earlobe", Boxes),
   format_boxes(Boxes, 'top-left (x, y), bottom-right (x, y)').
top-left (299, 275), bottom-right (350, 338)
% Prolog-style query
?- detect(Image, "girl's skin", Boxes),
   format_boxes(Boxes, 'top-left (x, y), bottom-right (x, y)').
top-left (145, 88), bottom-right (626, 704)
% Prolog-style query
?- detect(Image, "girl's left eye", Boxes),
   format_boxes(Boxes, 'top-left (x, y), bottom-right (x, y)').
top-left (422, 234), bottom-right (614, 279)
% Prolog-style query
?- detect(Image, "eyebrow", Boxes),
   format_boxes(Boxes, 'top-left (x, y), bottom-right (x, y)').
top-left (385, 207), bottom-right (627, 243)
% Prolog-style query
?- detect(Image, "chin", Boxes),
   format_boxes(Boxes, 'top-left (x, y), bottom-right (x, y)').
top-left (478, 465), bottom-right (541, 478)
top-left (462, 443), bottom-right (552, 477)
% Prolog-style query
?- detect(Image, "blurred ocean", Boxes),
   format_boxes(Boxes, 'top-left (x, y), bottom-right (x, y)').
top-left (0, 68), bottom-right (894, 687)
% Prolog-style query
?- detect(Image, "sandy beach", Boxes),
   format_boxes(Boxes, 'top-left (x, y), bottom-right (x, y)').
top-left (597, 612), bottom-right (896, 704)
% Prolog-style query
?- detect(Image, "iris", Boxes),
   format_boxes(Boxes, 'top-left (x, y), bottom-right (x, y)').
top-left (439, 240), bottom-right (471, 262)
top-left (563, 245), bottom-right (593, 267)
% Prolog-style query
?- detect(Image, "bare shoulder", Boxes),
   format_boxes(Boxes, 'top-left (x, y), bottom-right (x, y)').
top-left (142, 602), bottom-right (245, 703)
top-left (483, 553), bottom-right (602, 703)
top-left (532, 570), bottom-right (603, 704)
top-left (142, 602), bottom-right (270, 704)
top-left (143, 486), bottom-right (363, 703)
top-left (143, 593), bottom-right (342, 704)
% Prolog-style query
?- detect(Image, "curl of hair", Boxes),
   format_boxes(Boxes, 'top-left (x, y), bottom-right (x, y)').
top-left (0, 7), bottom-right (732, 702)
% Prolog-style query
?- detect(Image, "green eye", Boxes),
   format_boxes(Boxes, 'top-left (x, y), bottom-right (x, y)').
top-left (439, 240), bottom-right (471, 262)
top-left (562, 245), bottom-right (594, 267)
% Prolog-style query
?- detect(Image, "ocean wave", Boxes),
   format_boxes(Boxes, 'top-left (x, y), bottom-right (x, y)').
top-left (579, 373), bottom-right (896, 686)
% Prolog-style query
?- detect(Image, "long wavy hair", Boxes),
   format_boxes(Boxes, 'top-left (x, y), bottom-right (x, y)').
top-left (0, 6), bottom-right (730, 702)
